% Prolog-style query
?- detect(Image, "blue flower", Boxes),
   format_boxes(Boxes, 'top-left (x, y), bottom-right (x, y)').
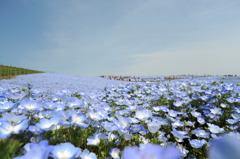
top-left (226, 97), bottom-right (237, 103)
top-left (130, 124), bottom-right (147, 135)
top-left (192, 129), bottom-right (210, 138)
top-left (87, 133), bottom-right (105, 146)
top-left (209, 133), bottom-right (240, 159)
top-left (36, 117), bottom-right (61, 131)
top-left (123, 143), bottom-right (181, 159)
top-left (51, 142), bottom-right (81, 159)
top-left (109, 148), bottom-right (120, 159)
top-left (19, 99), bottom-right (41, 112)
top-left (207, 123), bottom-right (224, 134)
top-left (88, 111), bottom-right (105, 121)
top-left (168, 110), bottom-right (179, 118)
top-left (191, 111), bottom-right (201, 117)
top-left (0, 119), bottom-right (28, 139)
top-left (172, 120), bottom-right (185, 128)
top-left (171, 129), bottom-right (189, 142)
top-left (173, 100), bottom-right (184, 107)
top-left (135, 109), bottom-right (152, 121)
top-left (226, 118), bottom-right (239, 124)
top-left (2, 113), bottom-right (27, 124)
top-left (147, 120), bottom-right (161, 133)
top-left (0, 101), bottom-right (16, 113)
top-left (197, 116), bottom-right (206, 125)
top-left (80, 149), bottom-right (97, 159)
top-left (189, 139), bottom-right (206, 148)
top-left (210, 107), bottom-right (223, 115)
top-left (15, 140), bottom-right (53, 159)
top-left (69, 112), bottom-right (88, 128)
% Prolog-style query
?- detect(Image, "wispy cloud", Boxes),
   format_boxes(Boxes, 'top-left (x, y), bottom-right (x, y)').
top-left (3, 0), bottom-right (239, 75)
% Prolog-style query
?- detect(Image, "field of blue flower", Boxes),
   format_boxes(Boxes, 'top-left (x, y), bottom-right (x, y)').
top-left (0, 74), bottom-right (239, 159)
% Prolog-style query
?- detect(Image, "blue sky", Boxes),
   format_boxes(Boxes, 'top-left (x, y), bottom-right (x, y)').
top-left (1, 0), bottom-right (240, 76)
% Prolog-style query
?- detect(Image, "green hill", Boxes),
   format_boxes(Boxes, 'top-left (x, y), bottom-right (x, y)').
top-left (0, 65), bottom-right (44, 80)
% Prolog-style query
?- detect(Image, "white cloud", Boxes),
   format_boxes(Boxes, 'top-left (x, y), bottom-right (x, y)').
top-left (126, 38), bottom-right (240, 76)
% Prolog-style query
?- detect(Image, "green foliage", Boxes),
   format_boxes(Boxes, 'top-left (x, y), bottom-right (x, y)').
top-left (43, 126), bottom-right (96, 148)
top-left (0, 138), bottom-right (23, 159)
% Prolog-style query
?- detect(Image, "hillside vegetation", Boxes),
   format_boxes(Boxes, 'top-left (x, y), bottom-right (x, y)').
top-left (0, 65), bottom-right (44, 80)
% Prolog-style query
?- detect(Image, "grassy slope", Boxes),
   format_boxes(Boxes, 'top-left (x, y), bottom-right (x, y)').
top-left (0, 65), bottom-right (44, 80)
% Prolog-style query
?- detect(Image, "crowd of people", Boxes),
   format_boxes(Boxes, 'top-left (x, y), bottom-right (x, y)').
top-left (99, 75), bottom-right (143, 82)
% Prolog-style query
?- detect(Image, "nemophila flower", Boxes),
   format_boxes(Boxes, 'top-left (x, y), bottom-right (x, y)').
top-left (226, 97), bottom-right (237, 103)
top-left (42, 101), bottom-right (58, 110)
top-left (158, 131), bottom-right (168, 142)
top-left (204, 111), bottom-right (217, 119)
top-left (228, 125), bottom-right (239, 131)
top-left (139, 135), bottom-right (150, 144)
top-left (4, 91), bottom-right (26, 100)
top-left (223, 84), bottom-right (235, 91)
top-left (220, 103), bottom-right (228, 108)
top-left (127, 105), bottom-right (137, 111)
top-left (80, 149), bottom-right (97, 159)
top-left (197, 116), bottom-right (206, 125)
top-left (130, 124), bottom-right (147, 135)
top-left (50, 110), bottom-right (72, 126)
top-left (234, 107), bottom-right (240, 113)
top-left (173, 100), bottom-right (184, 107)
top-left (209, 98), bottom-right (218, 104)
top-left (135, 109), bottom-right (152, 121)
top-left (107, 133), bottom-right (119, 143)
top-left (0, 100), bottom-right (16, 113)
top-left (185, 121), bottom-right (195, 127)
top-left (15, 140), bottom-right (53, 159)
top-left (28, 125), bottom-right (45, 134)
top-left (158, 118), bottom-right (170, 126)
top-left (191, 111), bottom-right (201, 118)
top-left (168, 109), bottom-right (179, 118)
top-left (189, 139), bottom-right (206, 148)
top-left (88, 111), bottom-right (104, 121)
top-left (53, 103), bottom-right (66, 111)
top-left (51, 142), bottom-right (81, 159)
top-left (67, 99), bottom-right (84, 108)
top-left (200, 95), bottom-right (212, 101)
top-left (172, 120), bottom-right (185, 128)
top-left (116, 116), bottom-right (130, 129)
top-left (0, 119), bottom-right (28, 139)
top-left (69, 112), bottom-right (88, 128)
top-left (117, 109), bottom-right (131, 116)
top-left (2, 113), bottom-right (27, 124)
top-left (122, 143), bottom-right (181, 159)
top-left (153, 106), bottom-right (169, 112)
top-left (171, 129), bottom-right (189, 142)
top-left (129, 117), bottom-right (139, 124)
top-left (96, 107), bottom-right (109, 118)
top-left (87, 133), bottom-right (103, 146)
top-left (207, 123), bottom-right (224, 134)
top-left (209, 133), bottom-right (240, 159)
top-left (102, 121), bottom-right (118, 131)
top-left (192, 129), bottom-right (210, 138)
top-left (30, 136), bottom-right (44, 143)
top-left (210, 107), bottom-right (223, 115)
top-left (34, 110), bottom-right (54, 119)
top-left (120, 130), bottom-right (133, 140)
top-left (177, 144), bottom-right (189, 157)
top-left (226, 118), bottom-right (239, 124)
top-left (36, 117), bottom-right (61, 131)
top-left (19, 99), bottom-right (41, 112)
top-left (231, 112), bottom-right (240, 119)
top-left (110, 148), bottom-right (120, 159)
top-left (147, 120), bottom-right (161, 133)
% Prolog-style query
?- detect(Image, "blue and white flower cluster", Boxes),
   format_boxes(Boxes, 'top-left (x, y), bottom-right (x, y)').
top-left (0, 73), bottom-right (239, 158)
